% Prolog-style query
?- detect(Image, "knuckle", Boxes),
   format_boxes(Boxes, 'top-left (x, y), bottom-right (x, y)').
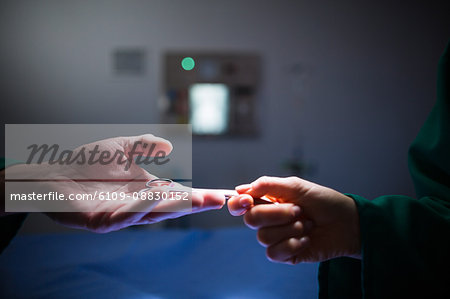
top-left (259, 175), bottom-right (271, 182)
top-left (287, 176), bottom-right (302, 187)
top-left (253, 176), bottom-right (271, 189)
top-left (292, 221), bottom-right (304, 235)
top-left (286, 238), bottom-right (301, 255)
top-left (287, 176), bottom-right (300, 183)
top-left (288, 205), bottom-right (300, 218)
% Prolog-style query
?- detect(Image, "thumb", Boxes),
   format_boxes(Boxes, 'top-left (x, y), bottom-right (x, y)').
top-left (237, 176), bottom-right (307, 204)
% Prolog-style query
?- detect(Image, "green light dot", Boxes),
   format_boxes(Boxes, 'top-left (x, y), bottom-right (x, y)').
top-left (181, 57), bottom-right (195, 71)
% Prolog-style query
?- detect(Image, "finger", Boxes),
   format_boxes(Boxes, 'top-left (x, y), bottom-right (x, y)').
top-left (121, 134), bottom-right (173, 158)
top-left (243, 176), bottom-right (306, 202)
top-left (244, 203), bottom-right (300, 229)
top-left (227, 194), bottom-right (254, 216)
top-left (266, 236), bottom-right (310, 263)
top-left (235, 183), bottom-right (252, 193)
top-left (107, 183), bottom-right (186, 227)
top-left (139, 190), bottom-right (225, 224)
top-left (148, 186), bottom-right (225, 214)
top-left (257, 220), bottom-right (312, 247)
top-left (196, 190), bottom-right (226, 210)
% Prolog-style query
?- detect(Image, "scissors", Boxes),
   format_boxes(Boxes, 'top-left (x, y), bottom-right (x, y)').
top-left (139, 178), bottom-right (279, 205)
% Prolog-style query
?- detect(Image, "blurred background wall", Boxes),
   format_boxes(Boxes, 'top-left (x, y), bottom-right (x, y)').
top-left (1, 0), bottom-right (449, 231)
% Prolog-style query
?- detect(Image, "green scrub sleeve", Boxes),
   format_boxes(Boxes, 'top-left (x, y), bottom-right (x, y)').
top-left (318, 41), bottom-right (450, 298)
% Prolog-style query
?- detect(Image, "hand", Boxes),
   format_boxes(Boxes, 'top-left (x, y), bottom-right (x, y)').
top-left (3, 134), bottom-right (225, 232)
top-left (228, 176), bottom-right (360, 264)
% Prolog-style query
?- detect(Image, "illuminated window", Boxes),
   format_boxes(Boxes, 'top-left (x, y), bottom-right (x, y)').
top-left (189, 84), bottom-right (229, 135)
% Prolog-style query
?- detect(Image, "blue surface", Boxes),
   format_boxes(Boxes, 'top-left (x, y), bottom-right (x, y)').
top-left (0, 228), bottom-right (318, 298)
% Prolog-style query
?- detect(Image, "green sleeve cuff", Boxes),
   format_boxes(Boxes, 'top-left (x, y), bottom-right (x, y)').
top-left (346, 193), bottom-right (449, 297)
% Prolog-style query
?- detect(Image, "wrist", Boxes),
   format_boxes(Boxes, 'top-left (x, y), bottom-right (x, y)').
top-left (343, 194), bottom-right (361, 259)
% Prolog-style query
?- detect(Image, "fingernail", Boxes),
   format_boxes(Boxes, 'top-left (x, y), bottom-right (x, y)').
top-left (291, 205), bottom-right (301, 217)
top-left (236, 184), bottom-right (252, 192)
top-left (299, 236), bottom-right (309, 246)
top-left (240, 196), bottom-right (252, 208)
